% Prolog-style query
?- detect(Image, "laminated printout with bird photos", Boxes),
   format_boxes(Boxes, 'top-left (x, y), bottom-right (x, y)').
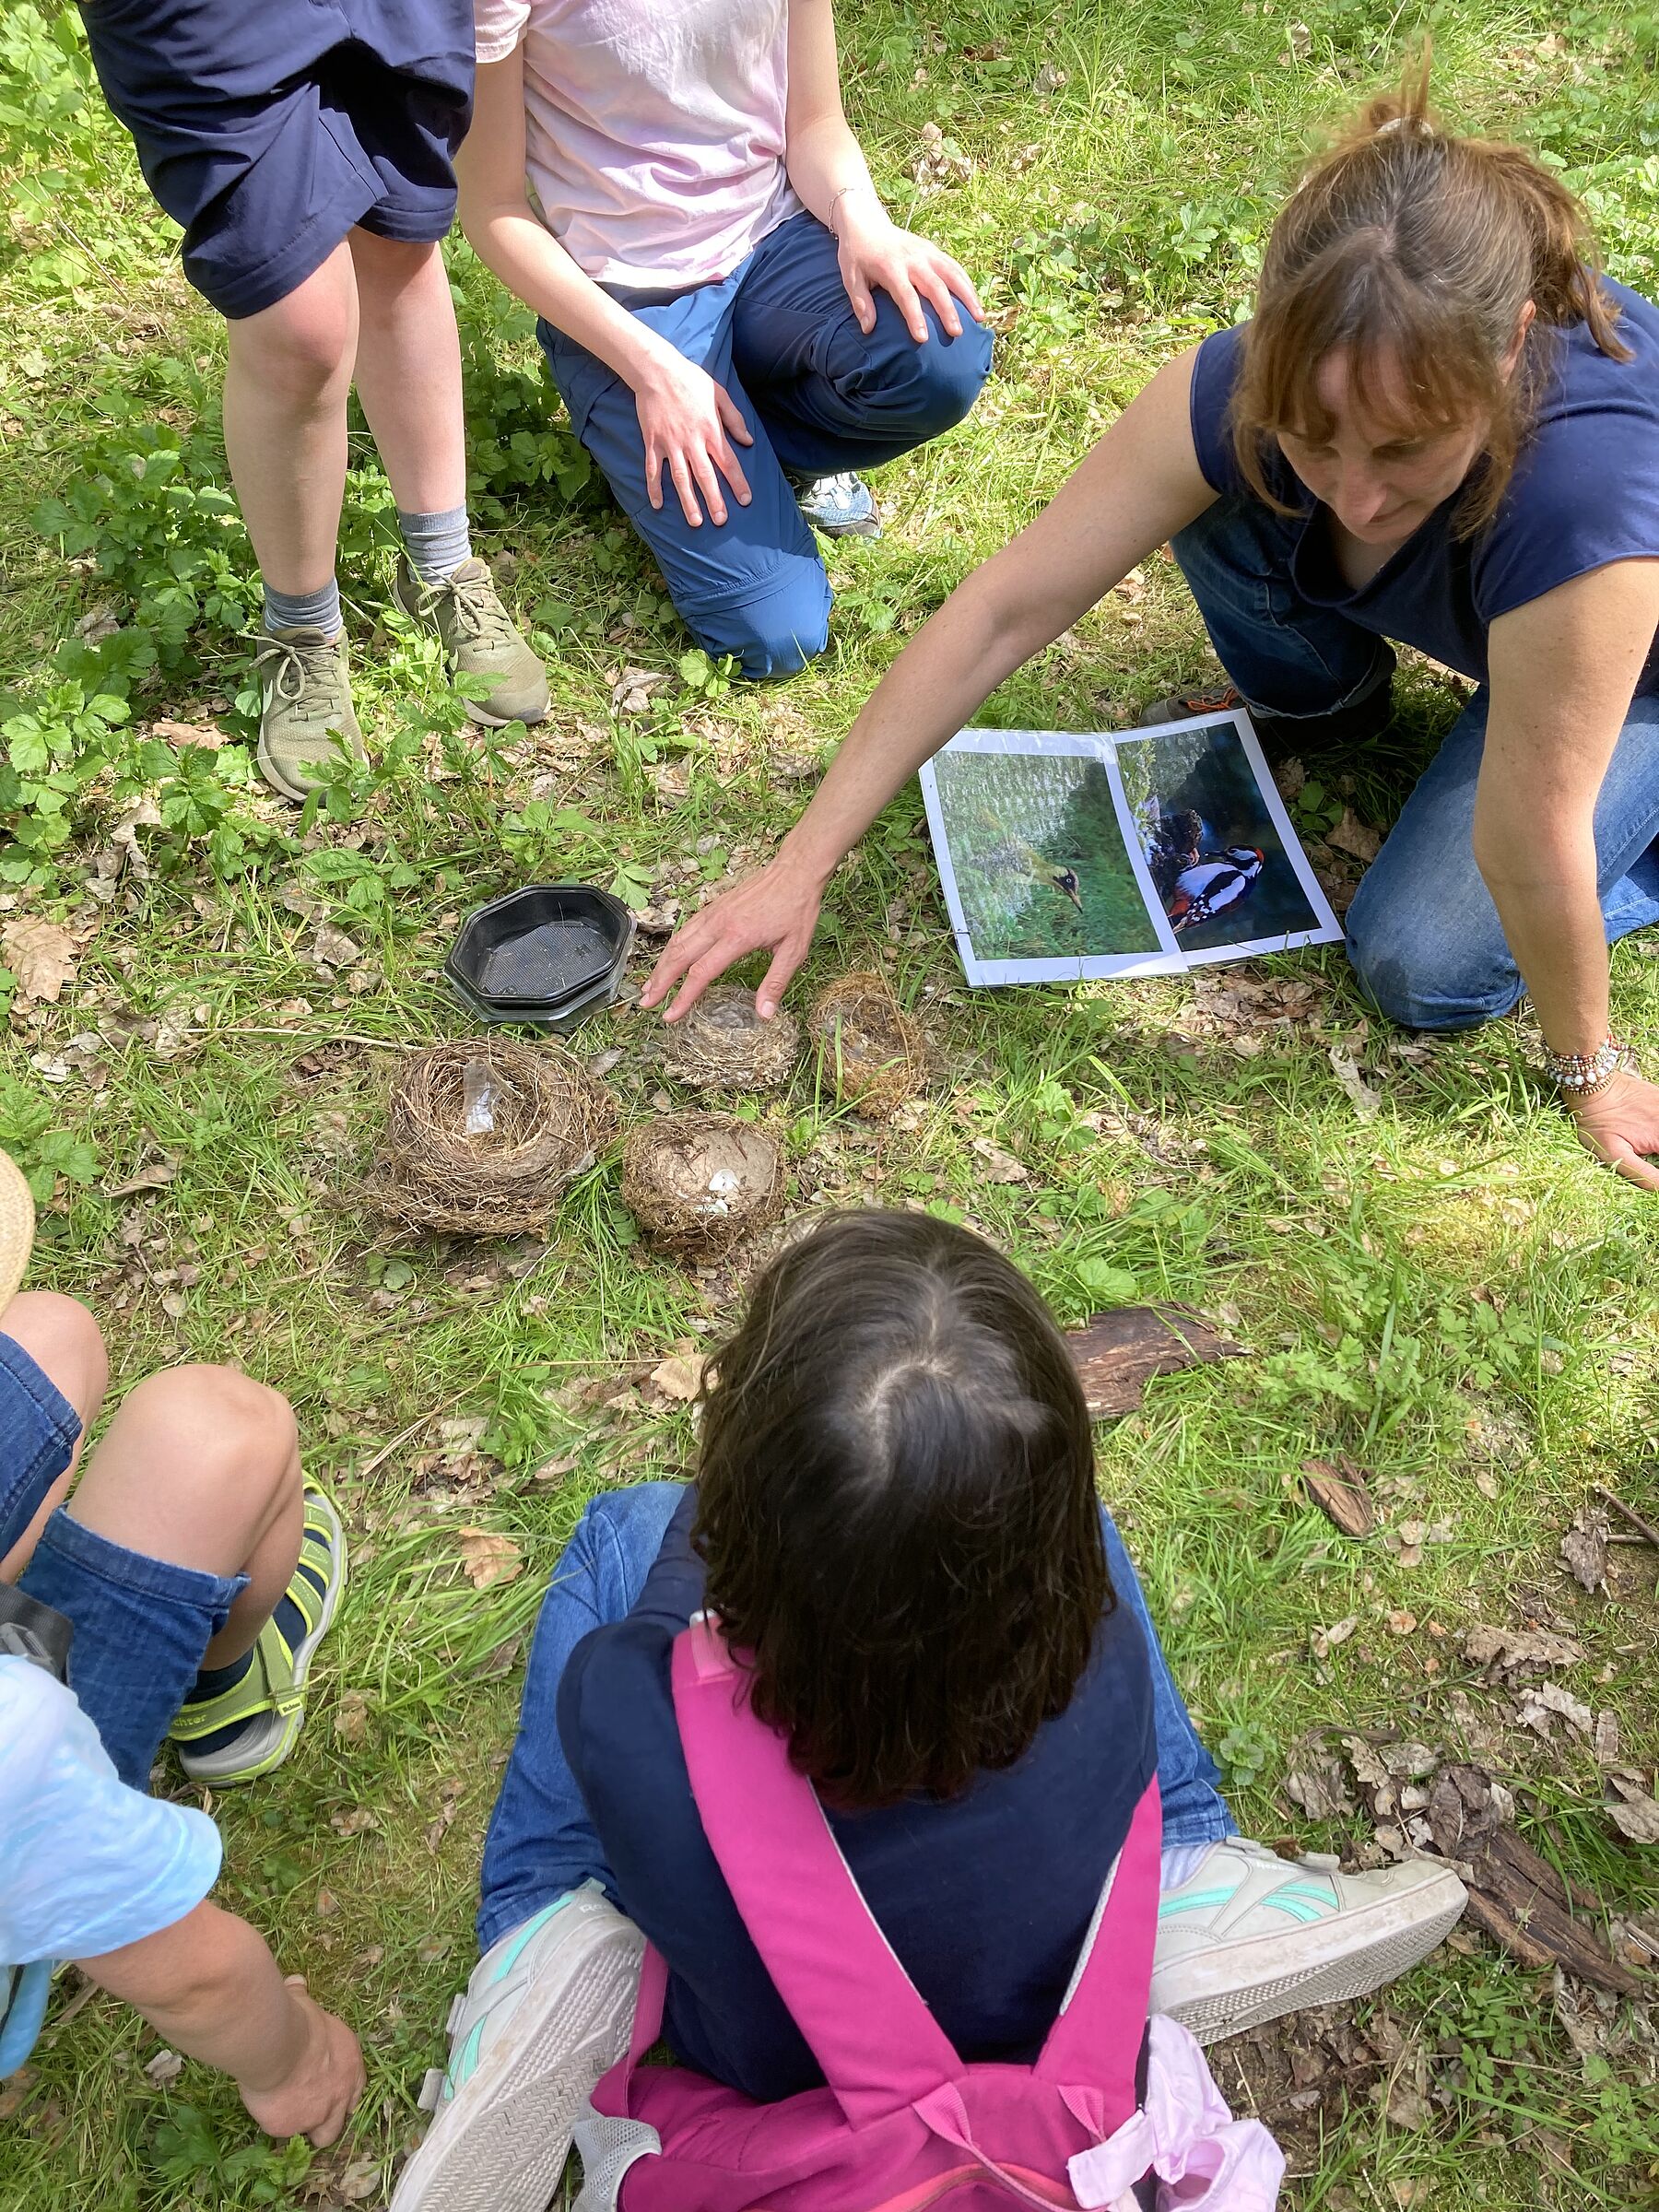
top-left (920, 708), bottom-right (1342, 986)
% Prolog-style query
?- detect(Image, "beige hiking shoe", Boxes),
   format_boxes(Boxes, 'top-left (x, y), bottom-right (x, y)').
top-left (253, 626), bottom-right (367, 801)
top-left (392, 556), bottom-right (550, 728)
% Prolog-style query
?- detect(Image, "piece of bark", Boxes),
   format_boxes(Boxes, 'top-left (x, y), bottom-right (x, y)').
top-left (1064, 1304), bottom-right (1245, 1420)
top-left (1428, 1765), bottom-right (1642, 1996)
top-left (1301, 1454), bottom-right (1377, 1537)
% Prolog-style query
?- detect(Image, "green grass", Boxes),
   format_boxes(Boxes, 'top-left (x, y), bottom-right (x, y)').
top-left (3, 1), bottom-right (1659, 2206)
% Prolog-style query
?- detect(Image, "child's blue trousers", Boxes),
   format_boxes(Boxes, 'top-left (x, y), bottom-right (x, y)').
top-left (538, 209), bottom-right (994, 679)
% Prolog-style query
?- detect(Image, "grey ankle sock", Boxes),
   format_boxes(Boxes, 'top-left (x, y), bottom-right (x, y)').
top-left (264, 577), bottom-right (342, 638)
top-left (398, 504), bottom-right (472, 584)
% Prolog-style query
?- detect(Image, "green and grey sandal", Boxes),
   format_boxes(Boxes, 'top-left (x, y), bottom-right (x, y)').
top-left (169, 1488), bottom-right (347, 1787)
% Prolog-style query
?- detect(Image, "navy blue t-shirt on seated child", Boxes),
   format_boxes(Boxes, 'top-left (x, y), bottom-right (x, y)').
top-left (557, 1488), bottom-right (1156, 2104)
top-left (1189, 276), bottom-right (1659, 692)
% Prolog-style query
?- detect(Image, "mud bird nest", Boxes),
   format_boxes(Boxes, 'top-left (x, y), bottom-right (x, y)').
top-left (662, 984), bottom-right (802, 1093)
top-left (806, 972), bottom-right (931, 1118)
top-left (620, 1112), bottom-right (785, 1259)
top-left (368, 1038), bottom-right (617, 1237)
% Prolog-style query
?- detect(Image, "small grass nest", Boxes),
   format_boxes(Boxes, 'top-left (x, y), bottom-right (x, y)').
top-left (807, 972), bottom-right (931, 1118)
top-left (620, 1112), bottom-right (785, 1259)
top-left (662, 984), bottom-right (801, 1093)
top-left (368, 1038), bottom-right (617, 1238)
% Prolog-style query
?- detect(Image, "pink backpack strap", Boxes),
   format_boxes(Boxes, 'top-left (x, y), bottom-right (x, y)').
top-left (671, 1615), bottom-right (962, 2124)
top-left (1034, 1776), bottom-right (1161, 2100)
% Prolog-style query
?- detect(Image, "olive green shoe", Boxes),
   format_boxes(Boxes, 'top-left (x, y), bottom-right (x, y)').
top-left (253, 626), bottom-right (367, 801)
top-left (392, 556), bottom-right (550, 728)
top-left (169, 1488), bottom-right (347, 1787)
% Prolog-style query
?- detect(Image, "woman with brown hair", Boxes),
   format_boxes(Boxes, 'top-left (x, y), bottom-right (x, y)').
top-left (644, 66), bottom-right (1659, 1185)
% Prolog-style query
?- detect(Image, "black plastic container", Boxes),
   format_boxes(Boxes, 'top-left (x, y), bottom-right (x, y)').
top-left (444, 884), bottom-right (636, 1035)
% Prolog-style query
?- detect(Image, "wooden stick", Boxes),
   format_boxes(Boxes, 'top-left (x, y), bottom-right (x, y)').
top-left (1593, 1484), bottom-right (1659, 1550)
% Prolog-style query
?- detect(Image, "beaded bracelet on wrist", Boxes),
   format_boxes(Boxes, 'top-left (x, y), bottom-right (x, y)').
top-left (1544, 1035), bottom-right (1635, 1100)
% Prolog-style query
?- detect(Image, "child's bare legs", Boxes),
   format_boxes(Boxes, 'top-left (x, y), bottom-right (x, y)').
top-left (348, 231), bottom-right (466, 515)
top-left (222, 241), bottom-right (359, 606)
top-left (221, 231), bottom-right (471, 591)
top-left (65, 1366), bottom-right (304, 1669)
top-left (0, 1291), bottom-right (110, 1580)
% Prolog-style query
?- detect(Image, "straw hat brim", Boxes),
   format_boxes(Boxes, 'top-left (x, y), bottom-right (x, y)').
top-left (0, 1150), bottom-right (36, 1315)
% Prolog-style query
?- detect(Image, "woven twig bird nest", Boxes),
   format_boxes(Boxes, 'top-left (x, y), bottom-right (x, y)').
top-left (662, 984), bottom-right (802, 1093)
top-left (367, 1038), bottom-right (617, 1237)
top-left (620, 1112), bottom-right (785, 1259)
top-left (807, 972), bottom-right (931, 1118)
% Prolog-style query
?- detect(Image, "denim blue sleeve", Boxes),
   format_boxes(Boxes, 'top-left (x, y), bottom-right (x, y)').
top-left (0, 1660), bottom-right (221, 1970)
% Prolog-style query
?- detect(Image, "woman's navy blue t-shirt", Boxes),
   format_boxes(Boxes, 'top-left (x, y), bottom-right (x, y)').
top-left (557, 1489), bottom-right (1157, 2103)
top-left (1188, 277), bottom-right (1659, 689)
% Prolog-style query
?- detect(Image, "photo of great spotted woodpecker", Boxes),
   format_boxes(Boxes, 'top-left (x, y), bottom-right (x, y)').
top-left (1116, 713), bottom-right (1335, 959)
top-left (920, 713), bottom-right (1339, 986)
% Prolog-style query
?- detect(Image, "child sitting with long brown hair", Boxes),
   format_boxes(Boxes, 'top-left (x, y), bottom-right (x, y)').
top-left (394, 1210), bottom-right (1463, 2211)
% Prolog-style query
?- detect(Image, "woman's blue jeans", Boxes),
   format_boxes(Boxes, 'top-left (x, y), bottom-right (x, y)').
top-left (477, 1482), bottom-right (1234, 1952)
top-left (1171, 494), bottom-right (1659, 1029)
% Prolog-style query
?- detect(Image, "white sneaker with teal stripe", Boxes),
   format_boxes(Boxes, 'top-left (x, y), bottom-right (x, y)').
top-left (1150, 1839), bottom-right (1466, 2045)
top-left (390, 1882), bottom-right (643, 2212)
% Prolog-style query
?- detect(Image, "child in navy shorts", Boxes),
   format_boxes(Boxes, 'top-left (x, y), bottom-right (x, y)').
top-left (78, 0), bottom-right (549, 799)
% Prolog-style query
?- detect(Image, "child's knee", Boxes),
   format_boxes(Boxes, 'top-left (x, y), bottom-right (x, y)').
top-left (906, 314), bottom-right (993, 435)
top-left (241, 272), bottom-right (356, 403)
top-left (125, 1365), bottom-right (300, 1488)
top-left (1, 1291), bottom-right (109, 1424)
top-left (689, 565), bottom-right (832, 681)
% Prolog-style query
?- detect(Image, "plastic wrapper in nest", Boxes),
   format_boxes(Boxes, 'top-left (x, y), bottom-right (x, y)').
top-left (662, 983), bottom-right (802, 1093)
top-left (620, 1112), bottom-right (785, 1259)
top-left (806, 972), bottom-right (931, 1118)
top-left (366, 1038), bottom-right (618, 1237)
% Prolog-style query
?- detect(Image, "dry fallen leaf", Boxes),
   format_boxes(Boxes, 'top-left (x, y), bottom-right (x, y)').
top-left (336, 2158), bottom-right (382, 2205)
top-left (650, 1352), bottom-right (708, 1402)
top-left (148, 718), bottom-right (223, 748)
top-left (1, 915), bottom-right (77, 1004)
top-left (1464, 1624), bottom-right (1584, 1674)
top-left (1325, 807), bottom-right (1382, 865)
top-left (971, 1135), bottom-right (1029, 1183)
top-left (456, 1527), bottom-right (523, 1590)
top-left (1559, 1506), bottom-right (1610, 1595)
top-left (143, 2048), bottom-right (183, 2087)
top-left (334, 1689), bottom-right (370, 1747)
top-left (311, 922), bottom-right (362, 971)
top-left (1606, 1776), bottom-right (1659, 1844)
top-left (1328, 1044), bottom-right (1382, 1121)
top-left (106, 1158), bottom-right (178, 1198)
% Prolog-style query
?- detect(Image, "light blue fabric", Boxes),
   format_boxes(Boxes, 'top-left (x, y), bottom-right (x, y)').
top-left (0, 1657), bottom-right (220, 2076)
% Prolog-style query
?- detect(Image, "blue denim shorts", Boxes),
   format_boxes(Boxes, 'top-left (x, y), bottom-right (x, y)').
top-left (2, 1335), bottom-right (247, 1790)
top-left (0, 1334), bottom-right (81, 1559)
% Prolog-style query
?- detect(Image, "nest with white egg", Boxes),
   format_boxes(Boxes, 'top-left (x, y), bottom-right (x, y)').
top-left (661, 983), bottom-right (802, 1093)
top-left (620, 1112), bottom-right (786, 1259)
top-left (366, 1037), bottom-right (617, 1237)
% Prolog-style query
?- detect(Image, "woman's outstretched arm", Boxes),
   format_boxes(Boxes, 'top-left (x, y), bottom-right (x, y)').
top-left (642, 348), bottom-right (1218, 1018)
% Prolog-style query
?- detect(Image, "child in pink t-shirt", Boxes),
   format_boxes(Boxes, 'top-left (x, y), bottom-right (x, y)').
top-left (461, 0), bottom-right (993, 677)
